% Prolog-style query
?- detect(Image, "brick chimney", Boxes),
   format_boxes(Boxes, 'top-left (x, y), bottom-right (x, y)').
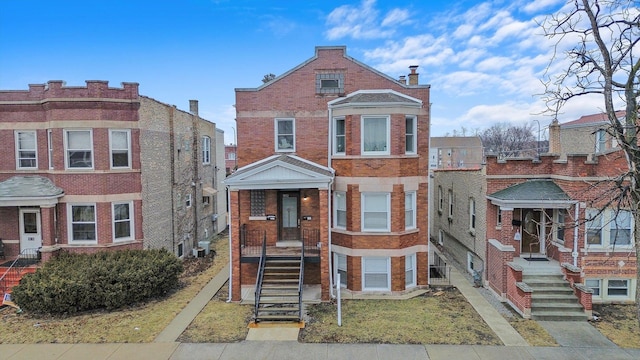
top-left (408, 65), bottom-right (419, 85)
top-left (189, 100), bottom-right (199, 116)
top-left (548, 119), bottom-right (561, 154)
top-left (398, 75), bottom-right (406, 85)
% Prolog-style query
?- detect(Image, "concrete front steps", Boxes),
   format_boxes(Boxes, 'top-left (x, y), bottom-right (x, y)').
top-left (524, 274), bottom-right (588, 321)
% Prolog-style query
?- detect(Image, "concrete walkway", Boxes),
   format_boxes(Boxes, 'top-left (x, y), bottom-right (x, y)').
top-left (447, 264), bottom-right (529, 346)
top-left (154, 265), bottom-right (230, 342)
top-left (2, 342), bottom-right (639, 359)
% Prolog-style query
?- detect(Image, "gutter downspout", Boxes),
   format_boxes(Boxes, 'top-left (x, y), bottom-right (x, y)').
top-left (573, 202), bottom-right (579, 267)
top-left (328, 105), bottom-right (335, 298)
top-left (227, 186), bottom-right (233, 302)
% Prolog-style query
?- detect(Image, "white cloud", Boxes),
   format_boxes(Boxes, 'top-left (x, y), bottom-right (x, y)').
top-left (381, 8), bottom-right (409, 27)
top-left (476, 56), bottom-right (513, 72)
top-left (324, 0), bottom-right (410, 40)
top-left (522, 0), bottom-right (564, 14)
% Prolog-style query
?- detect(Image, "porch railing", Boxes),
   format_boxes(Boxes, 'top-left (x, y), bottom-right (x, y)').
top-left (302, 228), bottom-right (320, 258)
top-left (241, 224), bottom-right (265, 257)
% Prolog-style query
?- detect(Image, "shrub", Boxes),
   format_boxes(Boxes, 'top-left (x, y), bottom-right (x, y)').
top-left (12, 248), bottom-right (183, 315)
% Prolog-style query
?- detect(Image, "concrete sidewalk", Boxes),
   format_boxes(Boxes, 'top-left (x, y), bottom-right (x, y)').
top-left (2, 342), bottom-right (639, 360)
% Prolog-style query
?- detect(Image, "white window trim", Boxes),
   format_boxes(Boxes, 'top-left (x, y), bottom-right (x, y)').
top-left (448, 190), bottom-right (454, 218)
top-left (362, 256), bottom-right (391, 291)
top-left (64, 129), bottom-right (94, 170)
top-left (585, 279), bottom-right (601, 299)
top-left (275, 118), bottom-right (295, 152)
top-left (333, 117), bottom-right (346, 155)
top-left (15, 130), bottom-right (38, 170)
top-left (335, 253), bottom-right (347, 288)
top-left (109, 129), bottom-right (131, 169)
top-left (438, 186), bottom-right (443, 212)
top-left (469, 198), bottom-right (476, 231)
top-left (361, 115), bottom-right (390, 155)
top-left (112, 201), bottom-right (134, 242)
top-left (585, 208), bottom-right (634, 250)
top-left (361, 192), bottom-right (390, 232)
top-left (67, 203), bottom-right (97, 244)
top-left (202, 136), bottom-right (211, 164)
top-left (405, 115), bottom-right (417, 154)
top-left (405, 253), bottom-right (416, 288)
top-left (47, 129), bottom-right (53, 169)
top-left (405, 191), bottom-right (416, 230)
top-left (587, 278), bottom-right (636, 302)
top-left (496, 207), bottom-right (502, 228)
top-left (334, 191), bottom-right (347, 229)
top-left (186, 193), bottom-right (192, 208)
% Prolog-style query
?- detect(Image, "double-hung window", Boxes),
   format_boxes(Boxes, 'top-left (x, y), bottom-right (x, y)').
top-left (405, 254), bottom-right (416, 288)
top-left (202, 136), bottom-right (211, 164)
top-left (109, 129), bottom-right (131, 168)
top-left (334, 117), bottom-right (346, 154)
top-left (469, 198), bottom-right (476, 231)
top-left (438, 186), bottom-right (443, 212)
top-left (586, 209), bottom-right (633, 248)
top-left (335, 253), bottom-right (347, 287)
top-left (405, 191), bottom-right (416, 229)
top-left (275, 118), bottom-right (295, 152)
top-left (595, 129), bottom-right (606, 153)
top-left (15, 130), bottom-right (37, 169)
top-left (585, 279), bottom-right (601, 297)
top-left (65, 129), bottom-right (93, 169)
top-left (47, 129), bottom-right (54, 169)
top-left (334, 191), bottom-right (347, 229)
top-left (113, 201), bottom-right (133, 241)
top-left (607, 279), bottom-right (629, 297)
top-left (362, 193), bottom-right (390, 232)
top-left (362, 257), bottom-right (390, 291)
top-left (448, 190), bottom-right (454, 218)
top-left (362, 116), bottom-right (389, 155)
top-left (69, 204), bottom-right (97, 243)
top-left (405, 115), bottom-right (416, 154)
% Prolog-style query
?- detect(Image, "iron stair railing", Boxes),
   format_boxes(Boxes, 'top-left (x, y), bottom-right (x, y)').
top-left (253, 231), bottom-right (267, 321)
top-left (297, 237), bottom-right (305, 322)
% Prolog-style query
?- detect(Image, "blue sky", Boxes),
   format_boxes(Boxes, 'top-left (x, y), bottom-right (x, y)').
top-left (1, 0), bottom-right (605, 145)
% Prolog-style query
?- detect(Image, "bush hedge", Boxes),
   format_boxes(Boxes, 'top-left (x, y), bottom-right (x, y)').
top-left (12, 248), bottom-right (183, 315)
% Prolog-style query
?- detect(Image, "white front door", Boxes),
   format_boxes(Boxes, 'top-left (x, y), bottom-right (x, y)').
top-left (19, 209), bottom-right (42, 255)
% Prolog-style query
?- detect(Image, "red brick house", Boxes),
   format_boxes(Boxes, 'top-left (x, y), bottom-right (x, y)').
top-left (434, 112), bottom-right (636, 320)
top-left (0, 81), bottom-right (219, 264)
top-left (225, 47), bottom-right (430, 320)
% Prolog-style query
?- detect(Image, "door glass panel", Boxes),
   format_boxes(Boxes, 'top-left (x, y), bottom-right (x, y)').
top-left (23, 212), bottom-right (37, 233)
top-left (282, 196), bottom-right (297, 228)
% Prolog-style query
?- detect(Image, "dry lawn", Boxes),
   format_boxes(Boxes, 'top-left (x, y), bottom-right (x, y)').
top-left (0, 235), bottom-right (230, 344)
top-left (299, 288), bottom-right (502, 345)
top-left (591, 304), bottom-right (640, 348)
top-left (508, 318), bottom-right (557, 346)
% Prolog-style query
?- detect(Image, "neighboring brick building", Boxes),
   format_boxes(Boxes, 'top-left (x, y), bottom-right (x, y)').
top-left (0, 80), bottom-right (221, 261)
top-left (225, 144), bottom-right (237, 175)
top-left (225, 46), bottom-right (431, 303)
top-left (434, 112), bottom-right (636, 320)
top-left (429, 136), bottom-right (484, 170)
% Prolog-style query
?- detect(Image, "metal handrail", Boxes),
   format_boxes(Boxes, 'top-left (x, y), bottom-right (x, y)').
top-left (298, 238), bottom-right (305, 321)
top-left (253, 232), bottom-right (267, 321)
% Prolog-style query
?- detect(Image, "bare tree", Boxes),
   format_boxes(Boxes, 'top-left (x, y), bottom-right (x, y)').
top-left (541, 0), bottom-right (640, 322)
top-left (262, 73), bottom-right (276, 83)
top-left (479, 122), bottom-right (537, 158)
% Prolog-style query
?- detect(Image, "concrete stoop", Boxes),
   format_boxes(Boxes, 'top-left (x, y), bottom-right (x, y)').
top-left (524, 274), bottom-right (587, 321)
